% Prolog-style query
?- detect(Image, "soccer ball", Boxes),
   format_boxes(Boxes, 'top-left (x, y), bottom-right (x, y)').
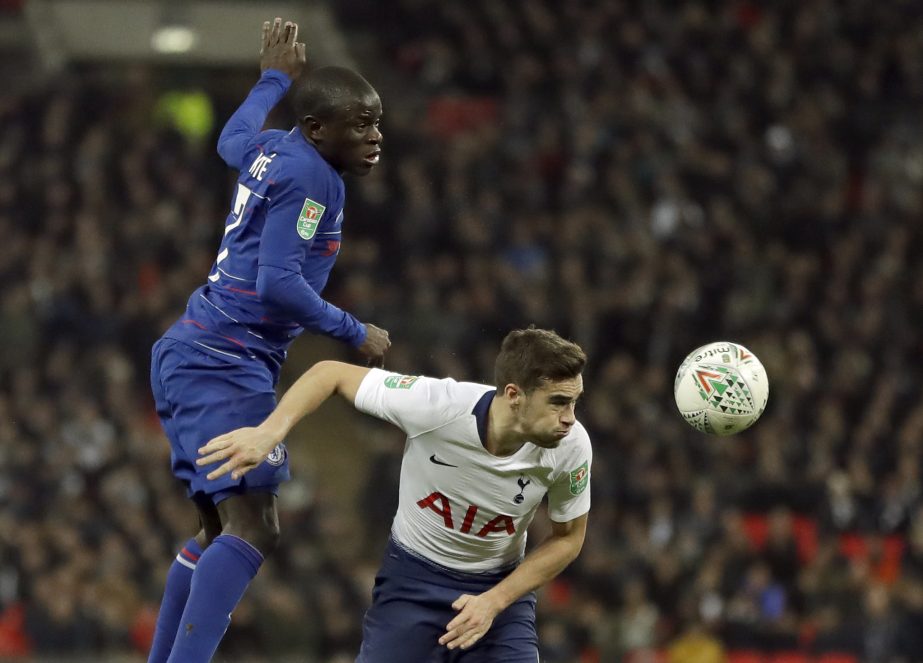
top-left (673, 341), bottom-right (769, 436)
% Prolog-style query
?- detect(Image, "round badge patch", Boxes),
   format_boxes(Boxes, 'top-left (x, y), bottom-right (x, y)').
top-left (266, 444), bottom-right (287, 466)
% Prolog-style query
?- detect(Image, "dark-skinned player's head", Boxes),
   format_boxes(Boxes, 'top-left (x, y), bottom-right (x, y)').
top-left (292, 66), bottom-right (382, 176)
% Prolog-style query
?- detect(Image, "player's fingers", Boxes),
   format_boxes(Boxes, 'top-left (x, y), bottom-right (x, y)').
top-left (440, 609), bottom-right (472, 644)
top-left (443, 617), bottom-right (463, 635)
top-left (457, 628), bottom-right (486, 650)
top-left (270, 17), bottom-right (282, 45)
top-left (451, 594), bottom-right (471, 611)
top-left (296, 42), bottom-right (306, 64)
top-left (445, 626), bottom-right (479, 650)
top-left (206, 460), bottom-right (236, 481)
top-left (196, 446), bottom-right (233, 466)
top-left (261, 21), bottom-right (270, 51)
top-left (289, 22), bottom-right (298, 45)
top-left (197, 435), bottom-right (231, 455)
top-left (231, 456), bottom-right (261, 479)
top-left (199, 437), bottom-right (227, 456)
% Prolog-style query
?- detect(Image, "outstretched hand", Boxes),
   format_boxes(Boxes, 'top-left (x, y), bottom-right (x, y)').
top-left (260, 17), bottom-right (306, 79)
top-left (196, 427), bottom-right (278, 481)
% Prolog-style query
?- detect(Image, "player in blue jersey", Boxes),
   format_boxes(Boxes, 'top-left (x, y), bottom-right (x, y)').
top-left (147, 18), bottom-right (391, 663)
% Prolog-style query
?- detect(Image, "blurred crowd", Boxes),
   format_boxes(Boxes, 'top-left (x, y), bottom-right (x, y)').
top-left (1, 0), bottom-right (923, 661)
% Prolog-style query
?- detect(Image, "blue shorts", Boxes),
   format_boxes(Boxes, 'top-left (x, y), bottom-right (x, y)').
top-left (150, 338), bottom-right (290, 504)
top-left (356, 538), bottom-right (538, 663)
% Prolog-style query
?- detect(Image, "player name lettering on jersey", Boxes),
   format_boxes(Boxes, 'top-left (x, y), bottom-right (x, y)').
top-left (248, 152), bottom-right (276, 181)
top-left (417, 492), bottom-right (516, 538)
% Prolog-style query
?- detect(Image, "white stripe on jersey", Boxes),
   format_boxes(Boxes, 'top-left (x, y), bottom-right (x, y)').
top-left (217, 267), bottom-right (250, 282)
top-left (199, 294), bottom-right (239, 323)
top-left (175, 554), bottom-right (197, 571)
top-left (193, 341), bottom-right (241, 359)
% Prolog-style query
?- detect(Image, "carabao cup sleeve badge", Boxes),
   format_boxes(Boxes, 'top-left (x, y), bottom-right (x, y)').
top-left (569, 461), bottom-right (589, 495)
top-left (296, 198), bottom-right (326, 240)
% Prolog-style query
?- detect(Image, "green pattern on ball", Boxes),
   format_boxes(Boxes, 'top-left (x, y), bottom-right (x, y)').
top-left (695, 365), bottom-right (757, 415)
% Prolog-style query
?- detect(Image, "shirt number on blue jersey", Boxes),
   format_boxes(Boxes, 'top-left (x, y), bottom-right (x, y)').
top-left (208, 184), bottom-right (253, 283)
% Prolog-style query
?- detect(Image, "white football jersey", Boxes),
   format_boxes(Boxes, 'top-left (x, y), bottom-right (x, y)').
top-left (354, 368), bottom-right (592, 572)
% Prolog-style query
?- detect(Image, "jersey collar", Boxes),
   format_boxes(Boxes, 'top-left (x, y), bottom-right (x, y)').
top-left (472, 389), bottom-right (495, 447)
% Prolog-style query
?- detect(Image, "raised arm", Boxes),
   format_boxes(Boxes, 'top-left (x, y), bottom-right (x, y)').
top-left (196, 361), bottom-right (370, 480)
top-left (217, 18), bottom-right (306, 169)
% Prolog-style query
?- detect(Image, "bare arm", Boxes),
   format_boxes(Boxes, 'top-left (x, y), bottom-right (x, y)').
top-left (439, 513), bottom-right (588, 651)
top-left (197, 361), bottom-right (370, 480)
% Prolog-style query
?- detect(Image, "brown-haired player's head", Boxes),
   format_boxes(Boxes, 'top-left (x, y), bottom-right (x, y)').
top-left (494, 328), bottom-right (587, 449)
top-left (495, 327), bottom-right (586, 394)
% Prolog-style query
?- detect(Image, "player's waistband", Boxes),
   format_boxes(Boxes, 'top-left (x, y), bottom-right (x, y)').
top-left (387, 536), bottom-right (519, 586)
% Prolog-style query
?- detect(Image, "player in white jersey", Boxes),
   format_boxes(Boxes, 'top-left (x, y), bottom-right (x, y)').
top-left (197, 328), bottom-right (591, 661)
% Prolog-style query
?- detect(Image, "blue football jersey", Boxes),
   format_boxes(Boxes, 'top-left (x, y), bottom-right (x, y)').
top-left (162, 70), bottom-right (365, 377)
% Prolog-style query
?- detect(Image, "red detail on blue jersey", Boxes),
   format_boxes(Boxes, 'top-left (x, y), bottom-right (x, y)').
top-left (226, 286), bottom-right (258, 296)
top-left (180, 547), bottom-right (201, 563)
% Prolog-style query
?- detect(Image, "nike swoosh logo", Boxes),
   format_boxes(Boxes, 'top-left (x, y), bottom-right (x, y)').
top-left (429, 454), bottom-right (458, 468)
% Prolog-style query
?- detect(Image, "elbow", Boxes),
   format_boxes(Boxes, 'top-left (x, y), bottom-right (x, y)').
top-left (560, 532), bottom-right (584, 563)
top-left (216, 137), bottom-right (236, 167)
top-left (216, 140), bottom-right (230, 163)
top-left (310, 360), bottom-right (354, 398)
top-left (216, 132), bottom-right (244, 169)
top-left (312, 360), bottom-right (341, 374)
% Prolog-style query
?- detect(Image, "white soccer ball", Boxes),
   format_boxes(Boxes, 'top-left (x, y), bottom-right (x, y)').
top-left (673, 341), bottom-right (769, 436)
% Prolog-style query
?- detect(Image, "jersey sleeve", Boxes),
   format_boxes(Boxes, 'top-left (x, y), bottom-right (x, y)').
top-left (256, 267), bottom-right (366, 346)
top-left (255, 162), bottom-right (366, 347)
top-left (353, 368), bottom-right (468, 438)
top-left (217, 69), bottom-right (292, 170)
top-left (257, 168), bottom-right (321, 273)
top-left (546, 426), bottom-right (592, 523)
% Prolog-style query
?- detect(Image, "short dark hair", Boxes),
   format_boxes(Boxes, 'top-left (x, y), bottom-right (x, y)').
top-left (291, 66), bottom-right (377, 122)
top-left (494, 328), bottom-right (587, 393)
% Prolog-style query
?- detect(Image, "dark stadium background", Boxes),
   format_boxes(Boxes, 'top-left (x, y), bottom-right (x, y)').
top-left (1, 1), bottom-right (922, 661)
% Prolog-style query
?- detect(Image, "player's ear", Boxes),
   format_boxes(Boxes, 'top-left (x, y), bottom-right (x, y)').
top-left (504, 383), bottom-right (521, 405)
top-left (302, 116), bottom-right (325, 142)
